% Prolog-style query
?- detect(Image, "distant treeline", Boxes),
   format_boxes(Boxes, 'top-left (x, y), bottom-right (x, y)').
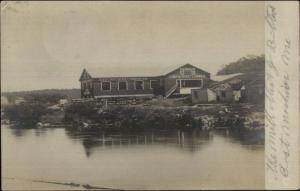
top-left (2, 88), bottom-right (80, 103)
top-left (217, 55), bottom-right (265, 75)
top-left (2, 89), bottom-right (79, 127)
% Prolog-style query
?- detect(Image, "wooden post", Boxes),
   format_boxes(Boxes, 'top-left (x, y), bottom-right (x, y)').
top-left (151, 133), bottom-right (154, 144)
top-left (102, 133), bottom-right (105, 147)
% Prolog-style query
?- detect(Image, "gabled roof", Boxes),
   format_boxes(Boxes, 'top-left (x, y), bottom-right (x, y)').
top-left (210, 73), bottom-right (244, 82)
top-left (210, 72), bottom-right (264, 90)
top-left (163, 63), bottom-right (210, 77)
top-left (212, 83), bottom-right (233, 91)
top-left (79, 69), bottom-right (92, 81)
top-left (83, 63), bottom-right (210, 78)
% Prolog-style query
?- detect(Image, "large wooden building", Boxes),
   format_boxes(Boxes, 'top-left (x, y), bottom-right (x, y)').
top-left (79, 63), bottom-right (212, 98)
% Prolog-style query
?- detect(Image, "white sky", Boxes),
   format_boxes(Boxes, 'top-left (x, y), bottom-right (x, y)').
top-left (1, 1), bottom-right (264, 92)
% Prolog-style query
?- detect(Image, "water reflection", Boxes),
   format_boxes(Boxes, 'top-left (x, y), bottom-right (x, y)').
top-left (8, 126), bottom-right (60, 138)
top-left (221, 128), bottom-right (264, 145)
top-left (7, 124), bottom-right (264, 154)
top-left (10, 128), bottom-right (28, 137)
top-left (64, 128), bottom-right (263, 158)
top-left (2, 124), bottom-right (265, 190)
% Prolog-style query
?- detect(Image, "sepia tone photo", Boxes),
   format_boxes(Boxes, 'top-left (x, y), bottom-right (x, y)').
top-left (1, 1), bottom-right (268, 190)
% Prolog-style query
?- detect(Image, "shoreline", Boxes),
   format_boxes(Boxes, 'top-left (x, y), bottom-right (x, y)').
top-left (2, 98), bottom-right (264, 134)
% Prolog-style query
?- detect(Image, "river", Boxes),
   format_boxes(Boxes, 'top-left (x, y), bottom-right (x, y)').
top-left (2, 124), bottom-right (264, 190)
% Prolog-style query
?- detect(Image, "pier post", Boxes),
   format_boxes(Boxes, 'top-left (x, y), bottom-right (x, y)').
top-left (151, 133), bottom-right (154, 144)
top-left (181, 131), bottom-right (185, 146)
top-left (102, 133), bottom-right (105, 147)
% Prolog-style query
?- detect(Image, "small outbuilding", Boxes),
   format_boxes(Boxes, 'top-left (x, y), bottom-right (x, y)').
top-left (209, 73), bottom-right (264, 104)
top-left (212, 83), bottom-right (234, 102)
top-left (191, 88), bottom-right (217, 103)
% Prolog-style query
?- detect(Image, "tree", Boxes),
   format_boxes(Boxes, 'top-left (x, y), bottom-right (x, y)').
top-left (4, 103), bottom-right (50, 126)
top-left (217, 55), bottom-right (265, 75)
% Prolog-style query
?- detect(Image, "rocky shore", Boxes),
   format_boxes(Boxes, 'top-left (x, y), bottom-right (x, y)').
top-left (64, 99), bottom-right (264, 133)
top-left (2, 96), bottom-right (264, 136)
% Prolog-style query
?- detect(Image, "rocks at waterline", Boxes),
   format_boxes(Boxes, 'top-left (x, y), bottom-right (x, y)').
top-left (64, 102), bottom-right (264, 131)
top-left (1, 98), bottom-right (264, 131)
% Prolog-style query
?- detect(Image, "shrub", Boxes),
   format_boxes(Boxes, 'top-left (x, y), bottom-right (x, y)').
top-left (4, 103), bottom-right (50, 126)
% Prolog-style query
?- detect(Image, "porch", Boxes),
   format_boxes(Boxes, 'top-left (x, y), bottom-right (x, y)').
top-left (165, 79), bottom-right (204, 97)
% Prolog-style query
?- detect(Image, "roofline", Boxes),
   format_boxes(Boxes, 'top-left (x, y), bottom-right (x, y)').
top-left (209, 73), bottom-right (245, 87)
top-left (79, 68), bottom-right (92, 81)
top-left (209, 72), bottom-right (265, 89)
top-left (83, 63), bottom-right (210, 79)
top-left (163, 63), bottom-right (210, 77)
top-left (90, 76), bottom-right (163, 80)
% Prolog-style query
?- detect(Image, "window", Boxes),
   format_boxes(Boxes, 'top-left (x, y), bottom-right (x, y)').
top-left (102, 82), bottom-right (111, 91)
top-left (135, 81), bottom-right (144, 90)
top-left (184, 69), bottom-right (192, 75)
top-left (150, 80), bottom-right (158, 89)
top-left (181, 80), bottom-right (202, 88)
top-left (118, 81), bottom-right (127, 90)
top-left (181, 68), bottom-right (195, 76)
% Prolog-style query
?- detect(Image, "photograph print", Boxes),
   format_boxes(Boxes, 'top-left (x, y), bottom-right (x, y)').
top-left (1, 1), bottom-right (266, 190)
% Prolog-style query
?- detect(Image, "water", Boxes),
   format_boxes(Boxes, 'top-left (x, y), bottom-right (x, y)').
top-left (2, 125), bottom-right (264, 190)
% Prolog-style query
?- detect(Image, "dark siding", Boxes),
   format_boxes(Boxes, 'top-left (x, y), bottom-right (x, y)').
top-left (144, 80), bottom-right (151, 90)
top-left (81, 79), bottom-right (93, 98)
top-left (111, 81), bottom-right (117, 91)
top-left (92, 78), bottom-right (155, 97)
top-left (191, 89), bottom-right (208, 103)
top-left (93, 82), bottom-right (101, 96)
top-left (164, 78), bottom-right (177, 96)
top-left (216, 90), bottom-right (233, 102)
top-left (202, 78), bottom-right (214, 88)
top-left (128, 80), bottom-right (135, 91)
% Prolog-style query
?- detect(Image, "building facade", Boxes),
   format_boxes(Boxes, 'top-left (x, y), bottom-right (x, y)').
top-left (79, 63), bottom-right (212, 98)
